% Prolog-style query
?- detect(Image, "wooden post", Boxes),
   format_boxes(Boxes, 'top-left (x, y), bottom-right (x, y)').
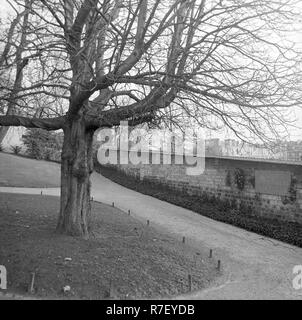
top-left (188, 274), bottom-right (192, 292)
top-left (128, 210), bottom-right (131, 215)
top-left (109, 278), bottom-right (112, 298)
top-left (147, 220), bottom-right (150, 226)
top-left (28, 272), bottom-right (35, 294)
top-left (112, 202), bottom-right (114, 207)
top-left (217, 260), bottom-right (221, 271)
top-left (209, 249), bottom-right (213, 258)
top-left (182, 236), bottom-right (186, 244)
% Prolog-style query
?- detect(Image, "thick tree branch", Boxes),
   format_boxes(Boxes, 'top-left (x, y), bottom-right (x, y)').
top-left (0, 115), bottom-right (66, 130)
top-left (70, 0), bottom-right (98, 48)
top-left (86, 87), bottom-right (177, 128)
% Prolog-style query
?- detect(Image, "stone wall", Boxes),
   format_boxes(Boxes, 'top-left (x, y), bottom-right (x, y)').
top-left (103, 150), bottom-right (302, 224)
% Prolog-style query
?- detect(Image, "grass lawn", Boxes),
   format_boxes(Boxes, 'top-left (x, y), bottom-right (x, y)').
top-left (0, 152), bottom-right (60, 188)
top-left (0, 193), bottom-right (219, 300)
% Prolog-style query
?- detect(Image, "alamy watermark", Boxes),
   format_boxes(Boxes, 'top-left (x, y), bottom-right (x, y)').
top-left (96, 121), bottom-right (205, 176)
top-left (293, 265), bottom-right (302, 290)
top-left (0, 265), bottom-right (7, 290)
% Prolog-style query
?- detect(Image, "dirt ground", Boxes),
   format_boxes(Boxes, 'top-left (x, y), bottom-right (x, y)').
top-left (0, 193), bottom-right (219, 300)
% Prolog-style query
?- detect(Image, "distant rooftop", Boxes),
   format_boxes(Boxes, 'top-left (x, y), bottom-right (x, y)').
top-left (205, 154), bottom-right (302, 166)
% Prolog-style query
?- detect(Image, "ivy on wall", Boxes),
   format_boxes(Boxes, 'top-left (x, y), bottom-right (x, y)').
top-left (249, 174), bottom-right (255, 188)
top-left (234, 168), bottom-right (246, 191)
top-left (289, 176), bottom-right (298, 202)
top-left (225, 170), bottom-right (232, 187)
top-left (281, 175), bottom-right (298, 205)
top-left (225, 168), bottom-right (247, 190)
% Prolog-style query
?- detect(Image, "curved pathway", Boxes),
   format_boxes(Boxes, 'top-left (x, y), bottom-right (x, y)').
top-left (1, 172), bottom-right (302, 300)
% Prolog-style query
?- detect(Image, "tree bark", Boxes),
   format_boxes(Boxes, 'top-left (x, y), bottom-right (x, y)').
top-left (56, 116), bottom-right (95, 238)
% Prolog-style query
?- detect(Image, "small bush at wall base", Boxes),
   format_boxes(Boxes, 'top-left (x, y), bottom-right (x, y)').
top-left (239, 201), bottom-right (254, 215)
top-left (96, 163), bottom-right (302, 248)
top-left (217, 198), bottom-right (234, 212)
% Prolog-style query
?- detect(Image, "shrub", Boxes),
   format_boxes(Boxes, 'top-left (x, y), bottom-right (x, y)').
top-left (44, 148), bottom-right (52, 161)
top-left (22, 128), bottom-right (63, 161)
top-left (0, 143), bottom-right (3, 152)
top-left (11, 145), bottom-right (22, 155)
top-left (239, 201), bottom-right (254, 215)
top-left (217, 198), bottom-right (232, 212)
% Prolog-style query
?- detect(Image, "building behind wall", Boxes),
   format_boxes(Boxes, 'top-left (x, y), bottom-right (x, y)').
top-left (205, 138), bottom-right (302, 162)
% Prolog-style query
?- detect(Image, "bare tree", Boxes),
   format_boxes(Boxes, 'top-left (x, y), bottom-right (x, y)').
top-left (0, 0), bottom-right (301, 237)
top-left (0, 0), bottom-right (33, 142)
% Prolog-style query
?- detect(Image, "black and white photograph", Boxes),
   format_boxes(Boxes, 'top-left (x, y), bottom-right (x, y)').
top-left (0, 0), bottom-right (301, 307)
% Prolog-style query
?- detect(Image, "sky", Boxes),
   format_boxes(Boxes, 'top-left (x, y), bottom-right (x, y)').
top-left (0, 0), bottom-right (301, 142)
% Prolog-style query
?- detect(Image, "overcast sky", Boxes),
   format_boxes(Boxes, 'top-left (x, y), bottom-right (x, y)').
top-left (0, 0), bottom-right (301, 142)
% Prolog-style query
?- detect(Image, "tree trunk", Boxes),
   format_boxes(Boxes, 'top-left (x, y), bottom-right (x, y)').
top-left (56, 117), bottom-right (95, 238)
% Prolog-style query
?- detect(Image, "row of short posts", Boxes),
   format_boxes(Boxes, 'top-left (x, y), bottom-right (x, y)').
top-left (183, 239), bottom-right (221, 293)
top-left (111, 200), bottom-right (223, 294)
top-left (93, 199), bottom-right (223, 295)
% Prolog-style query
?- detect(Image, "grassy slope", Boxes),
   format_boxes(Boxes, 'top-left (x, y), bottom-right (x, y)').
top-left (0, 193), bottom-right (218, 299)
top-left (0, 152), bottom-right (60, 188)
